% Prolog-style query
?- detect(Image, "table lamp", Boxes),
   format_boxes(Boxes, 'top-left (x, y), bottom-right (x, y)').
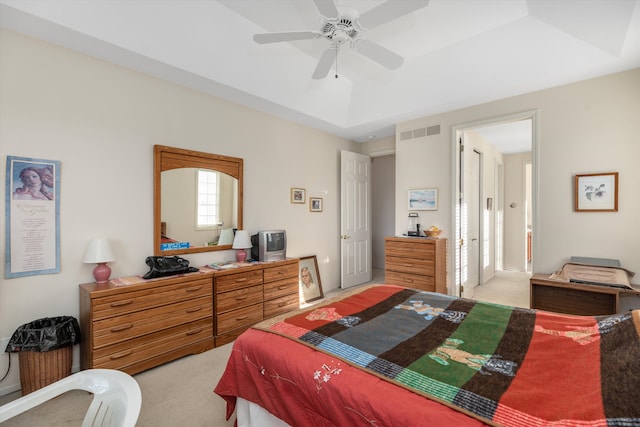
top-left (83, 238), bottom-right (115, 283)
top-left (232, 230), bottom-right (252, 262)
top-left (218, 228), bottom-right (235, 246)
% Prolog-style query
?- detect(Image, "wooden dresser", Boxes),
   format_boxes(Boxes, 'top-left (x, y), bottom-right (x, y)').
top-left (80, 258), bottom-right (300, 373)
top-left (79, 271), bottom-right (215, 375)
top-left (213, 258), bottom-right (299, 346)
top-left (385, 237), bottom-right (447, 294)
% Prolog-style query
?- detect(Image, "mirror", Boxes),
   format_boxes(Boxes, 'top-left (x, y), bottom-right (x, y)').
top-left (154, 145), bottom-right (243, 255)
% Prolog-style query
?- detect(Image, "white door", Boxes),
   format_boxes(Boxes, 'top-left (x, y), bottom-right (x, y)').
top-left (461, 146), bottom-right (481, 298)
top-left (341, 150), bottom-right (372, 288)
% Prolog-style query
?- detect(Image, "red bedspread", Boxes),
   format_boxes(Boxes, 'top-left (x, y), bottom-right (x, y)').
top-left (215, 327), bottom-right (487, 426)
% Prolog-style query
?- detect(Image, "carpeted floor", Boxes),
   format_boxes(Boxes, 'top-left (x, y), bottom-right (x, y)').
top-left (0, 342), bottom-right (235, 427)
top-left (0, 269), bottom-right (529, 426)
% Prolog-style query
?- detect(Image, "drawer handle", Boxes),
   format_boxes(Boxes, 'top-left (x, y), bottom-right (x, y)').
top-left (186, 285), bottom-right (203, 292)
top-left (277, 302), bottom-right (287, 307)
top-left (186, 328), bottom-right (203, 336)
top-left (110, 300), bottom-right (133, 307)
top-left (110, 350), bottom-right (133, 360)
top-left (235, 296), bottom-right (248, 301)
top-left (186, 307), bottom-right (202, 313)
top-left (110, 324), bottom-right (133, 333)
top-left (235, 315), bottom-right (248, 321)
top-left (404, 279), bottom-right (414, 283)
top-left (402, 263), bottom-right (414, 267)
top-left (278, 285), bottom-right (289, 290)
top-left (234, 278), bottom-right (248, 283)
top-left (277, 270), bottom-right (287, 275)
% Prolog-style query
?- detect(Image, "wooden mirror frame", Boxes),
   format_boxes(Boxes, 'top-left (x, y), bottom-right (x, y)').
top-left (153, 145), bottom-right (243, 256)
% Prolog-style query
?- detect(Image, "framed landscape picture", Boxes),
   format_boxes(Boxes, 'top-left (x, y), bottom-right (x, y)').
top-left (408, 188), bottom-right (438, 210)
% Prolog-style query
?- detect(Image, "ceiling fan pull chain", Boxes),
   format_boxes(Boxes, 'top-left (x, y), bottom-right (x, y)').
top-left (335, 46), bottom-right (339, 79)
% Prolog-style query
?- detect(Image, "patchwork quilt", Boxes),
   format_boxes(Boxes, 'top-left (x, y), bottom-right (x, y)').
top-left (255, 285), bottom-right (640, 426)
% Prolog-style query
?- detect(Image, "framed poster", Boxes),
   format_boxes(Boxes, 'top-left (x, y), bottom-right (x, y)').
top-left (575, 172), bottom-right (618, 212)
top-left (408, 188), bottom-right (438, 210)
top-left (299, 255), bottom-right (323, 303)
top-left (5, 156), bottom-right (61, 278)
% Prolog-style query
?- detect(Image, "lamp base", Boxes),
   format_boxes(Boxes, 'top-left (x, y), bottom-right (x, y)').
top-left (93, 262), bottom-right (111, 283)
top-left (235, 249), bottom-right (247, 263)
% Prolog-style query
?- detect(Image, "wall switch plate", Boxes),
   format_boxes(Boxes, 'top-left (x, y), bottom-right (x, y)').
top-left (1, 337), bottom-right (10, 353)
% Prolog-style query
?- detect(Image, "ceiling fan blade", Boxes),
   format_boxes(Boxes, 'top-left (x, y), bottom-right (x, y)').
top-left (313, 0), bottom-right (339, 19)
top-left (312, 46), bottom-right (337, 80)
top-left (253, 31), bottom-right (320, 44)
top-left (354, 39), bottom-right (404, 70)
top-left (358, 0), bottom-right (430, 30)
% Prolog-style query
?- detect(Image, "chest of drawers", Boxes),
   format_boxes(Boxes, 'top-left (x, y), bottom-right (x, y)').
top-left (213, 258), bottom-right (299, 346)
top-left (79, 272), bottom-right (214, 375)
top-left (385, 237), bottom-right (447, 294)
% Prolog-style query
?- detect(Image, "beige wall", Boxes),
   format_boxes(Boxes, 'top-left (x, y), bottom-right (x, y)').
top-left (396, 68), bottom-right (640, 292)
top-left (0, 29), bottom-right (359, 393)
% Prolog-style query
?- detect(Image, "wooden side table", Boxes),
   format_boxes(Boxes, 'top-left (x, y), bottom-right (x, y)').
top-left (530, 273), bottom-right (640, 315)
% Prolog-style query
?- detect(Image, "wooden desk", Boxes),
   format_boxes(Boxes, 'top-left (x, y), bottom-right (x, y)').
top-left (530, 273), bottom-right (640, 315)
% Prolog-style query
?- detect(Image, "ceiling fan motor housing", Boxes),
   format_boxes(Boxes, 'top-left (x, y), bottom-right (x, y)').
top-left (322, 17), bottom-right (359, 45)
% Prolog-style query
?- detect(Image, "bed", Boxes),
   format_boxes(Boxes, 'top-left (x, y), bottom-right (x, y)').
top-left (215, 284), bottom-right (640, 426)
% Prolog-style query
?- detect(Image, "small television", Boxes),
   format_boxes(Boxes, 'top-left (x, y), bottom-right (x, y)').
top-left (251, 230), bottom-right (286, 262)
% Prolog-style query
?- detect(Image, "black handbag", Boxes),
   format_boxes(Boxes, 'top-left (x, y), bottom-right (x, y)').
top-left (143, 255), bottom-right (199, 280)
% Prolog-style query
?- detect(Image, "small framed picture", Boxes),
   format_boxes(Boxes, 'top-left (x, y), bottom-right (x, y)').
top-left (309, 197), bottom-right (323, 212)
top-left (299, 255), bottom-right (323, 303)
top-left (408, 188), bottom-right (438, 210)
top-left (575, 172), bottom-right (618, 212)
top-left (291, 187), bottom-right (306, 204)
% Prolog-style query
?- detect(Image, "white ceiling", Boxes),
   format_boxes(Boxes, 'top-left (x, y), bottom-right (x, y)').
top-left (1, 0), bottom-right (639, 145)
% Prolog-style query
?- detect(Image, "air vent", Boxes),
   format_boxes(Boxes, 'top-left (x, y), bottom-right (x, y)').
top-left (412, 127), bottom-right (426, 138)
top-left (399, 124), bottom-right (441, 141)
top-left (400, 130), bottom-right (413, 141)
top-left (426, 124), bottom-right (441, 136)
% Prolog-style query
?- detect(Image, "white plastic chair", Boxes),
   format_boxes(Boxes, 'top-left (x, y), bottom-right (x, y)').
top-left (0, 368), bottom-right (141, 427)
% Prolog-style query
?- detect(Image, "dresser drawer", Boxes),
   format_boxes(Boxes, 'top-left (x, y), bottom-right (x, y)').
top-left (264, 293), bottom-right (299, 319)
top-left (385, 270), bottom-right (435, 292)
top-left (264, 262), bottom-right (298, 283)
top-left (216, 303), bottom-right (263, 335)
top-left (264, 277), bottom-right (298, 301)
top-left (216, 284), bottom-right (263, 314)
top-left (92, 318), bottom-right (212, 370)
top-left (92, 277), bottom-right (212, 320)
top-left (385, 255), bottom-right (435, 276)
top-left (216, 269), bottom-right (263, 293)
top-left (385, 241), bottom-right (435, 259)
top-left (93, 295), bottom-right (212, 348)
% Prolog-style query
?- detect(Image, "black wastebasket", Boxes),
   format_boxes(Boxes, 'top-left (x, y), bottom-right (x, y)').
top-left (5, 316), bottom-right (81, 395)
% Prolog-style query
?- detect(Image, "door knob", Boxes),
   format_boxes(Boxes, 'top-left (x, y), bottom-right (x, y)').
top-left (342, 235), bottom-right (351, 240)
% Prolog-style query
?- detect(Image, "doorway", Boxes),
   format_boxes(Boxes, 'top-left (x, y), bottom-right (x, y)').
top-left (452, 111), bottom-right (537, 298)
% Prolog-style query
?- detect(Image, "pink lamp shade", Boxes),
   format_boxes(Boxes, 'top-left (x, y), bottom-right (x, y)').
top-left (232, 230), bottom-right (252, 263)
top-left (83, 238), bottom-right (115, 283)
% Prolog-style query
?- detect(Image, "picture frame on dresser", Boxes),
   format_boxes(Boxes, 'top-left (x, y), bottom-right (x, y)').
top-left (299, 255), bottom-right (323, 303)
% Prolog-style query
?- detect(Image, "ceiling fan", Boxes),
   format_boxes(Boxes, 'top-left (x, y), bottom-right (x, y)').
top-left (253, 0), bottom-right (430, 79)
